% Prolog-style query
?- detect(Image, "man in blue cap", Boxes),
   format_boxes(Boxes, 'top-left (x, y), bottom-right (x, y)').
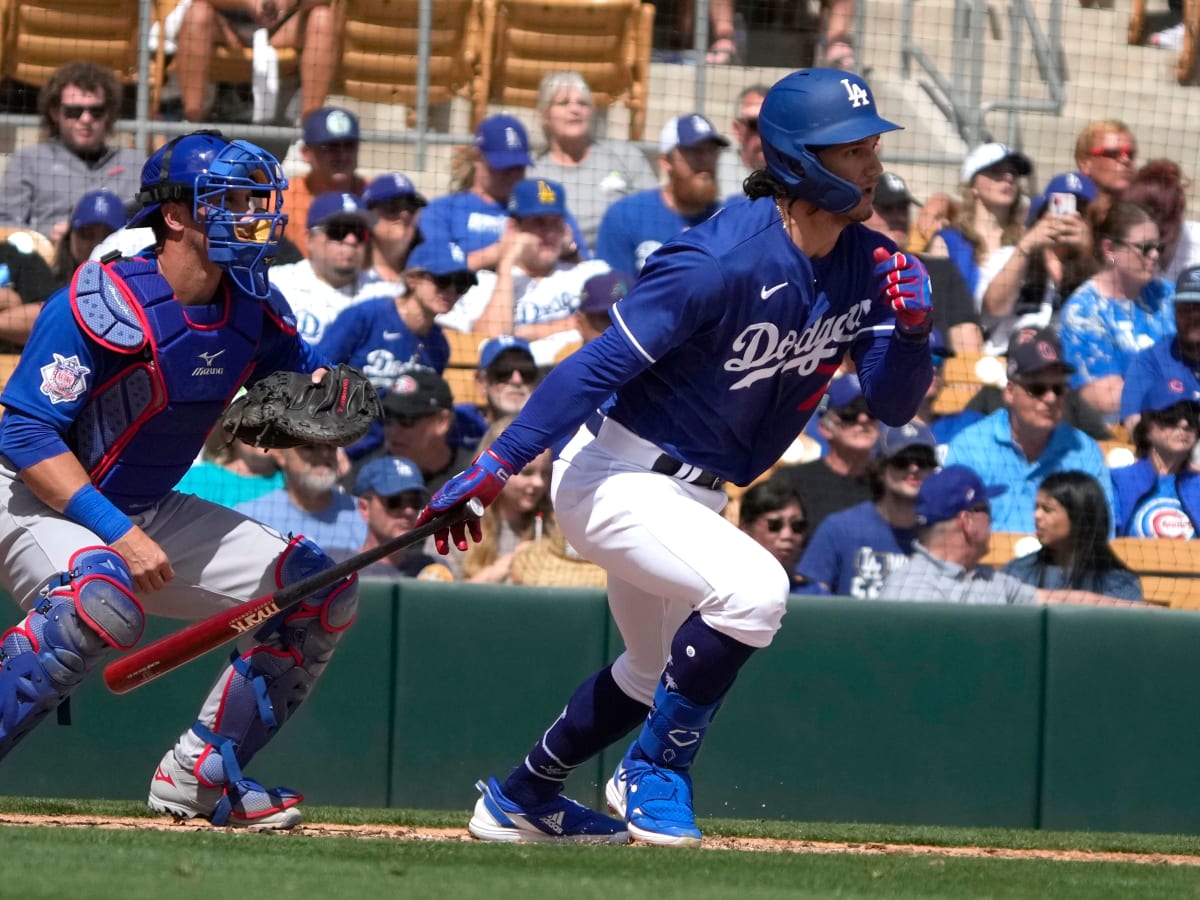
top-left (269, 191), bottom-right (375, 344)
top-left (343, 456), bottom-right (446, 579)
top-left (287, 106), bottom-right (366, 257)
top-left (362, 172), bottom-right (428, 290)
top-left (595, 113), bottom-right (730, 276)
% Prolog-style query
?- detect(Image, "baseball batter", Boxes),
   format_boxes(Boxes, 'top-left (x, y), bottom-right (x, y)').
top-left (418, 69), bottom-right (935, 847)
top-left (0, 131), bottom-right (357, 829)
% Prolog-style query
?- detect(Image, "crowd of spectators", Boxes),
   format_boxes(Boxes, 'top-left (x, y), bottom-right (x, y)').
top-left (1, 53), bottom-right (1195, 603)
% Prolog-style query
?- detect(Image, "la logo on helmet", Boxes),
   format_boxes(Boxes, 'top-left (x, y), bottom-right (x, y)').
top-left (841, 79), bottom-right (871, 108)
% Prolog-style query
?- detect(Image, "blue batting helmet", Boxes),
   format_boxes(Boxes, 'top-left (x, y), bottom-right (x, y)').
top-left (758, 69), bottom-right (901, 214)
top-left (130, 130), bottom-right (288, 299)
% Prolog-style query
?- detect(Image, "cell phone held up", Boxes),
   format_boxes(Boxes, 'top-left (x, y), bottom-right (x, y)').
top-left (1048, 192), bottom-right (1076, 217)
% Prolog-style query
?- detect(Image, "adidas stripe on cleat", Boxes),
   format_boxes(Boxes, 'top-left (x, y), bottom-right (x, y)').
top-left (467, 777), bottom-right (631, 844)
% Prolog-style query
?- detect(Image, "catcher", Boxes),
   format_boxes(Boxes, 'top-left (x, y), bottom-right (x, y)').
top-left (0, 131), bottom-right (379, 829)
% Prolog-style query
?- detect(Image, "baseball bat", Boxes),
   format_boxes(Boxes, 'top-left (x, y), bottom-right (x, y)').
top-left (102, 498), bottom-right (485, 695)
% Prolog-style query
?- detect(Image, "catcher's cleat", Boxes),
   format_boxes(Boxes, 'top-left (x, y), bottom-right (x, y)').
top-left (607, 751), bottom-right (703, 847)
top-left (467, 777), bottom-right (630, 844)
top-left (148, 749), bottom-right (303, 830)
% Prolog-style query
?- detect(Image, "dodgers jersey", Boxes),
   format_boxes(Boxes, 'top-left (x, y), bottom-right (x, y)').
top-left (489, 196), bottom-right (932, 487)
top-left (419, 191), bottom-right (589, 259)
top-left (319, 297), bottom-right (451, 389)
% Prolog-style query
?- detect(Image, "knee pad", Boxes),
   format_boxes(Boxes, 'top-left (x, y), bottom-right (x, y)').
top-left (199, 537), bottom-right (358, 772)
top-left (0, 547), bottom-right (143, 760)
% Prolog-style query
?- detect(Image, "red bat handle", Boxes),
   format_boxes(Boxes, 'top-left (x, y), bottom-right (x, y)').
top-left (102, 498), bottom-right (483, 694)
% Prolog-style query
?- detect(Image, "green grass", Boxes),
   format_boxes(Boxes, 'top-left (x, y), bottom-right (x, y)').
top-left (2, 797), bottom-right (1199, 900)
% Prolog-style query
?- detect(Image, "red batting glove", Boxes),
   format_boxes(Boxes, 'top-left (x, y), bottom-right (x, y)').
top-left (873, 247), bottom-right (934, 340)
top-left (415, 449), bottom-right (512, 553)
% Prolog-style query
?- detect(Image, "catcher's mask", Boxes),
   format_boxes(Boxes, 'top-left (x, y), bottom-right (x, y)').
top-left (131, 130), bottom-right (289, 299)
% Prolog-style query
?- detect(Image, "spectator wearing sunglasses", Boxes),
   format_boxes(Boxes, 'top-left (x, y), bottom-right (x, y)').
top-left (0, 61), bottom-right (142, 243)
top-left (451, 335), bottom-right (541, 456)
top-left (1074, 120), bottom-right (1138, 225)
top-left (1124, 158), bottom-right (1200, 284)
top-left (945, 327), bottom-right (1114, 533)
top-left (796, 421), bottom-right (937, 598)
top-left (320, 240), bottom-right (474, 390)
top-left (1059, 201), bottom-right (1176, 423)
top-left (1111, 380), bottom-right (1200, 538)
top-left (438, 178), bottom-right (610, 366)
top-left (342, 456), bottom-right (447, 579)
top-left (770, 376), bottom-right (879, 536)
top-left (878, 465), bottom-right (1138, 607)
top-left (1121, 266), bottom-right (1200, 433)
top-left (360, 172), bottom-right (428, 292)
top-left (717, 84), bottom-right (769, 203)
top-left (270, 191), bottom-right (377, 345)
top-left (737, 480), bottom-right (809, 593)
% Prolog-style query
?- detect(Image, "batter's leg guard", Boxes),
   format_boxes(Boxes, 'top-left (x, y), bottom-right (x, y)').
top-left (0, 547), bottom-right (143, 761)
top-left (149, 536), bottom-right (357, 829)
top-left (606, 682), bottom-right (720, 847)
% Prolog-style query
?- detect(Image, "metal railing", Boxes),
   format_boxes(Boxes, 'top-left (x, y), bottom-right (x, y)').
top-left (900, 0), bottom-right (1066, 148)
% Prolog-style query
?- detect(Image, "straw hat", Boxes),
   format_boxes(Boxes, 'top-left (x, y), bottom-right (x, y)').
top-left (510, 529), bottom-right (607, 589)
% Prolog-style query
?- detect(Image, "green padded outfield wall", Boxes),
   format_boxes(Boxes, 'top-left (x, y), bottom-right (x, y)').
top-left (1, 583), bottom-right (1199, 835)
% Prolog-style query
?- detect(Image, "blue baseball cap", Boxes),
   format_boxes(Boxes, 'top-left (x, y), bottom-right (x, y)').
top-left (474, 114), bottom-right (533, 169)
top-left (71, 189), bottom-right (127, 231)
top-left (1175, 265), bottom-right (1200, 303)
top-left (302, 106), bottom-right (360, 145)
top-left (362, 172), bottom-right (427, 209)
top-left (873, 422), bottom-right (937, 460)
top-left (658, 114), bottom-right (730, 154)
top-left (1026, 171), bottom-right (1097, 225)
top-left (354, 455), bottom-right (428, 499)
top-left (507, 178), bottom-right (567, 218)
top-left (405, 240), bottom-right (472, 277)
top-left (823, 374), bottom-right (865, 413)
top-left (1141, 377), bottom-right (1200, 415)
top-left (307, 191), bottom-right (370, 229)
top-left (579, 270), bottom-right (632, 314)
top-left (915, 464), bottom-right (1007, 526)
top-left (479, 334), bottom-right (534, 370)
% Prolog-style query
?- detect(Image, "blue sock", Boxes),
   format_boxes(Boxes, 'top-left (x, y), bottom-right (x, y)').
top-left (503, 664), bottom-right (647, 807)
top-left (662, 612), bottom-right (755, 704)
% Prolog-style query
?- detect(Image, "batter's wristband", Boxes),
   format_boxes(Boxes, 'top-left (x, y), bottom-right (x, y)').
top-left (64, 483), bottom-right (134, 544)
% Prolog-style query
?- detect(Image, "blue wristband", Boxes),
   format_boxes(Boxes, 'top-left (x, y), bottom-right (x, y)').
top-left (63, 483), bottom-right (134, 544)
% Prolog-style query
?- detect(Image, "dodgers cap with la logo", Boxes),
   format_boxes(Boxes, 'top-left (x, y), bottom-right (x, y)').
top-left (474, 114), bottom-right (533, 169)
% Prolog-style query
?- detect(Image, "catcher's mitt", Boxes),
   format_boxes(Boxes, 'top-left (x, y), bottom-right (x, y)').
top-left (221, 364), bottom-right (381, 449)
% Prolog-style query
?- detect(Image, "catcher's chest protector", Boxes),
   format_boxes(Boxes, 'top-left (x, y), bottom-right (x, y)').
top-left (69, 259), bottom-right (266, 513)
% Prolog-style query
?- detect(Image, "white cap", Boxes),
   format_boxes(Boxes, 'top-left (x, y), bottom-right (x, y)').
top-left (960, 142), bottom-right (1033, 184)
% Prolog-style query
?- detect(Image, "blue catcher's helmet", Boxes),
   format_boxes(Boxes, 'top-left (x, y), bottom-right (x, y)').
top-left (129, 130), bottom-right (288, 299)
top-left (758, 69), bottom-right (902, 214)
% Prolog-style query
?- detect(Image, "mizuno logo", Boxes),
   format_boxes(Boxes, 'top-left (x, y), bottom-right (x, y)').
top-left (153, 766), bottom-right (176, 786)
top-left (193, 349), bottom-right (226, 377)
top-left (198, 350), bottom-right (225, 366)
top-left (760, 282), bottom-right (788, 300)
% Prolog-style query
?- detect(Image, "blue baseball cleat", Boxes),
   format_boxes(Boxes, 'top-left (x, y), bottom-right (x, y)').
top-left (606, 750), bottom-right (703, 847)
top-left (467, 777), bottom-right (631, 844)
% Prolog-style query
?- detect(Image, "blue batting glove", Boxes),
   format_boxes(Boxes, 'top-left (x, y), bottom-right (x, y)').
top-left (416, 448), bottom-right (512, 553)
top-left (873, 247), bottom-right (934, 340)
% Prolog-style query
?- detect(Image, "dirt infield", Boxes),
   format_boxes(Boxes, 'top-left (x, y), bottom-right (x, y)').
top-left (2, 813), bottom-right (1199, 867)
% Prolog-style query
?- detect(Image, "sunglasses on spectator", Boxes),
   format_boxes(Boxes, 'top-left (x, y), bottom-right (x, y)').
top-left (415, 271), bottom-right (476, 295)
top-left (764, 515), bottom-right (807, 534)
top-left (61, 103), bottom-right (106, 120)
top-left (315, 221), bottom-right (370, 243)
top-left (1089, 145), bottom-right (1136, 162)
top-left (385, 410), bottom-right (437, 427)
top-left (1116, 239), bottom-right (1166, 257)
top-left (373, 199), bottom-right (422, 219)
top-left (1147, 409), bottom-right (1200, 430)
top-left (736, 116), bottom-right (758, 133)
top-left (487, 362), bottom-right (539, 384)
top-left (379, 492), bottom-right (426, 512)
top-left (833, 408), bottom-right (876, 424)
top-left (965, 503), bottom-right (992, 516)
top-left (1017, 380), bottom-right (1067, 399)
top-left (887, 453), bottom-right (936, 471)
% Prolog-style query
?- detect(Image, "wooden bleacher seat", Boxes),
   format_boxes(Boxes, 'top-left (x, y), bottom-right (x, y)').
top-left (1, 0), bottom-right (166, 116)
top-left (980, 532), bottom-right (1038, 568)
top-left (932, 353), bottom-right (1006, 417)
top-left (1110, 538), bottom-right (1200, 608)
top-left (1128, 0), bottom-right (1199, 83)
top-left (0, 352), bottom-right (19, 390)
top-left (443, 366), bottom-right (485, 409)
top-left (489, 0), bottom-right (654, 140)
top-left (443, 330), bottom-right (493, 370)
top-left (336, 0), bottom-right (493, 129)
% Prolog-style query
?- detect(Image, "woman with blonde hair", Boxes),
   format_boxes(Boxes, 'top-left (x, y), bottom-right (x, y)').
top-left (924, 143), bottom-right (1032, 300)
top-left (447, 415), bottom-right (554, 583)
top-left (528, 70), bottom-right (657, 250)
